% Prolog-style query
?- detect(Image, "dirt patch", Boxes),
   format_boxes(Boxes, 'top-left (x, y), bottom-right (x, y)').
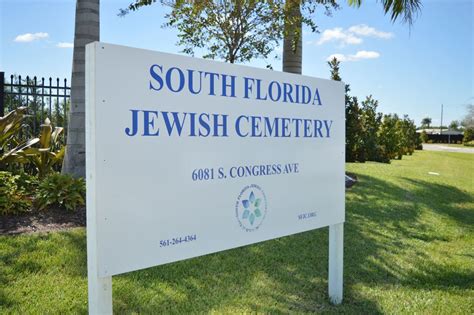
top-left (0, 207), bottom-right (86, 235)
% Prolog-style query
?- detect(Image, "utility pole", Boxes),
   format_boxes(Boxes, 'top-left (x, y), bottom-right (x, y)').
top-left (440, 104), bottom-right (443, 136)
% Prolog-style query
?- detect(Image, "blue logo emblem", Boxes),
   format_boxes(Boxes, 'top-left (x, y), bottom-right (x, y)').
top-left (235, 184), bottom-right (267, 232)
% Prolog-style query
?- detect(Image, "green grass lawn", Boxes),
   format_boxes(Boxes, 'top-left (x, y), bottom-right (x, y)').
top-left (1, 151), bottom-right (473, 314)
top-left (425, 143), bottom-right (469, 148)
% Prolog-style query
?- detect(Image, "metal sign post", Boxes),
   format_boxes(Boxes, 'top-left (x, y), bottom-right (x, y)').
top-left (329, 223), bottom-right (344, 304)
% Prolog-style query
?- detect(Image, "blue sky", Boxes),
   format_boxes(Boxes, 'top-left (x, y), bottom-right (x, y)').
top-left (1, 0), bottom-right (472, 126)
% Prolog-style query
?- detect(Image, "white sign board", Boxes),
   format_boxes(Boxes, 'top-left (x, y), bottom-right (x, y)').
top-left (86, 42), bottom-right (345, 279)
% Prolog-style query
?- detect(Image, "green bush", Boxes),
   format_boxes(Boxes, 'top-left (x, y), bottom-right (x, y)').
top-left (15, 172), bottom-right (39, 193)
top-left (1, 107), bottom-right (39, 170)
top-left (420, 130), bottom-right (428, 143)
top-left (373, 145), bottom-right (391, 163)
top-left (463, 128), bottom-right (473, 144)
top-left (36, 173), bottom-right (85, 211)
top-left (415, 133), bottom-right (423, 150)
top-left (18, 118), bottom-right (65, 178)
top-left (0, 171), bottom-right (32, 215)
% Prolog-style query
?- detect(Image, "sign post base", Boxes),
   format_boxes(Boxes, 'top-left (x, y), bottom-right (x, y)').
top-left (88, 275), bottom-right (112, 315)
top-left (328, 222), bottom-right (344, 304)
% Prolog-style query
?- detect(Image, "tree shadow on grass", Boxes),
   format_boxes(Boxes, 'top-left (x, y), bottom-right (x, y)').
top-left (61, 230), bottom-right (88, 277)
top-left (113, 173), bottom-right (436, 313)
top-left (344, 173), bottom-right (474, 293)
top-left (0, 235), bottom-right (52, 310)
top-left (71, 173), bottom-right (474, 312)
top-left (0, 237), bottom-right (42, 309)
top-left (0, 230), bottom-right (87, 278)
top-left (402, 178), bottom-right (474, 228)
top-left (1, 171), bottom-right (472, 313)
top-left (0, 229), bottom-right (88, 313)
top-left (112, 229), bottom-right (383, 314)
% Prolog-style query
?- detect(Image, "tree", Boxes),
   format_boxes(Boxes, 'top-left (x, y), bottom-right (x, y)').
top-left (347, 0), bottom-right (421, 25)
top-left (122, 0), bottom-right (286, 65)
top-left (461, 104), bottom-right (474, 129)
top-left (282, 0), bottom-right (303, 74)
top-left (328, 57), bottom-right (363, 162)
top-left (282, 0), bottom-right (338, 74)
top-left (62, 0), bottom-right (100, 177)
top-left (346, 96), bottom-right (364, 162)
top-left (415, 130), bottom-right (423, 150)
top-left (123, 1), bottom-right (337, 69)
top-left (420, 130), bottom-right (428, 143)
top-left (421, 117), bottom-right (432, 128)
top-left (282, 0), bottom-right (421, 74)
top-left (378, 114), bottom-right (400, 161)
top-left (406, 115), bottom-right (418, 153)
top-left (328, 57), bottom-right (341, 81)
top-left (449, 120), bottom-right (460, 131)
top-left (463, 128), bottom-right (474, 144)
top-left (397, 115), bottom-right (417, 156)
top-left (360, 95), bottom-right (382, 161)
top-left (462, 105), bottom-right (474, 144)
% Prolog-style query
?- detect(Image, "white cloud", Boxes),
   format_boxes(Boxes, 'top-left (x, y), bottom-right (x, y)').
top-left (352, 50), bottom-right (380, 59)
top-left (316, 25), bottom-right (393, 46)
top-left (14, 32), bottom-right (49, 43)
top-left (317, 28), bottom-right (362, 45)
top-left (327, 50), bottom-right (380, 62)
top-left (57, 42), bottom-right (73, 48)
top-left (348, 24), bottom-right (394, 39)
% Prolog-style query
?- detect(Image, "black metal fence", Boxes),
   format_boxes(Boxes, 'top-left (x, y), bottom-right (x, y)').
top-left (1, 71), bottom-right (70, 135)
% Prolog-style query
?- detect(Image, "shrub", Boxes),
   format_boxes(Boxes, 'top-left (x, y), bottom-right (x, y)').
top-left (415, 133), bottom-right (423, 150)
top-left (15, 171), bottom-right (39, 193)
top-left (420, 130), bottom-right (428, 143)
top-left (36, 173), bottom-right (85, 211)
top-left (360, 95), bottom-right (382, 162)
top-left (373, 145), bottom-right (391, 163)
top-left (463, 128), bottom-right (473, 144)
top-left (0, 171), bottom-right (32, 215)
top-left (18, 118), bottom-right (65, 178)
top-left (378, 114), bottom-right (400, 161)
top-left (0, 107), bottom-right (39, 170)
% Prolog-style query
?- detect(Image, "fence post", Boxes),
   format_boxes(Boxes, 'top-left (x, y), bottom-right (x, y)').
top-left (0, 72), bottom-right (5, 116)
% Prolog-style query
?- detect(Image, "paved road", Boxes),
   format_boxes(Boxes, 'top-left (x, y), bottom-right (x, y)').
top-left (423, 144), bottom-right (474, 154)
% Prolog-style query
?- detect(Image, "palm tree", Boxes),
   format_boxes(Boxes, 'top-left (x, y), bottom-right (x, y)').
top-left (282, 0), bottom-right (422, 74)
top-left (282, 0), bottom-right (303, 74)
top-left (421, 117), bottom-right (432, 128)
top-left (62, 0), bottom-right (100, 177)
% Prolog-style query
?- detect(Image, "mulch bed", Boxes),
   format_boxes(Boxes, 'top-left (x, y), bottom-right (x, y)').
top-left (0, 207), bottom-right (86, 235)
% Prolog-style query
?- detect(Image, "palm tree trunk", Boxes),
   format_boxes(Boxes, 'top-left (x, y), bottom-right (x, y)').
top-left (62, 0), bottom-right (100, 177)
top-left (282, 0), bottom-right (302, 74)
